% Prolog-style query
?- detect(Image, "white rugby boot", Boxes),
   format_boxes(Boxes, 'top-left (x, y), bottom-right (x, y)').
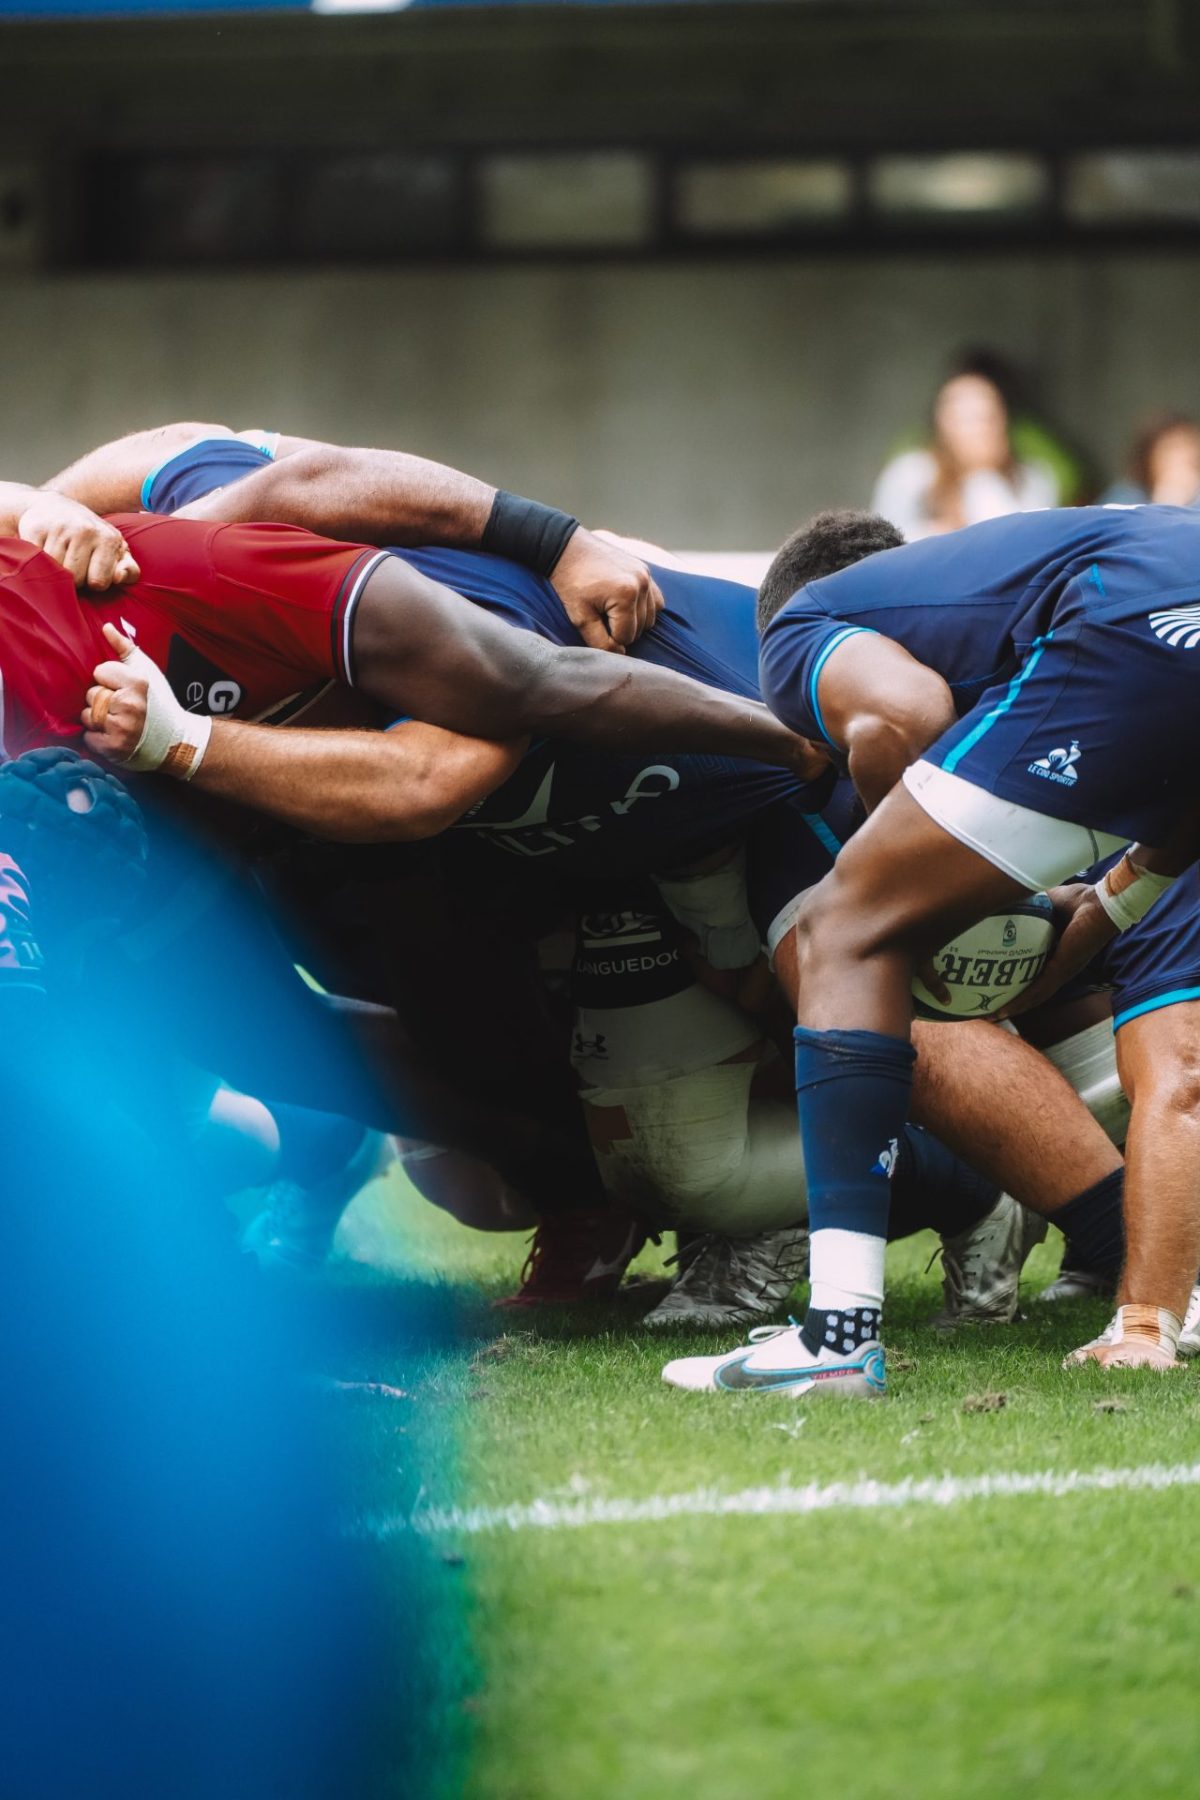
top-left (662, 1320), bottom-right (885, 1397)
top-left (931, 1194), bottom-right (1047, 1328)
top-left (643, 1226), bottom-right (810, 1331)
top-left (1037, 1267), bottom-right (1115, 1303)
top-left (1178, 1285), bottom-right (1200, 1359)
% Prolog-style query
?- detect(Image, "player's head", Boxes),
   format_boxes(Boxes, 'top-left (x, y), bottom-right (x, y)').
top-left (756, 510), bottom-right (903, 631)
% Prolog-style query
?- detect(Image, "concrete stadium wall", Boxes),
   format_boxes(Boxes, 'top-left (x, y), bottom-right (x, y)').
top-left (4, 249), bottom-right (1199, 547)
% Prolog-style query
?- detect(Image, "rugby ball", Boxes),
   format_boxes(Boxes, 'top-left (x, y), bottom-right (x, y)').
top-left (912, 893), bottom-right (1058, 1021)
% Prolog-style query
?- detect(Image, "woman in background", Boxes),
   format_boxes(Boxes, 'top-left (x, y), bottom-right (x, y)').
top-left (871, 366), bottom-right (1060, 539)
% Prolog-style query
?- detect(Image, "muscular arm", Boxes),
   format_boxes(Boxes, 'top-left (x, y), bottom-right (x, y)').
top-left (351, 557), bottom-right (828, 778)
top-left (51, 424), bottom-right (663, 649)
top-left (814, 632), bottom-right (956, 811)
top-left (177, 442), bottom-right (495, 548)
top-left (48, 423), bottom-right (241, 513)
top-left (181, 445), bottom-right (664, 652)
top-left (188, 718), bottom-right (523, 841)
top-left (83, 637), bottom-right (523, 839)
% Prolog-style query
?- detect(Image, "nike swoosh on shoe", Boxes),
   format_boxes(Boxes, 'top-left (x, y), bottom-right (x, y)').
top-left (714, 1347), bottom-right (885, 1394)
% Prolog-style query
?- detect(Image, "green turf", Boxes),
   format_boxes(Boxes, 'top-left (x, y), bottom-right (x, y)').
top-left (332, 1173), bottom-right (1200, 1800)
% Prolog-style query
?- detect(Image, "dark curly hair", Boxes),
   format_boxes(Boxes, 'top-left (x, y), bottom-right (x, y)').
top-left (756, 510), bottom-right (905, 632)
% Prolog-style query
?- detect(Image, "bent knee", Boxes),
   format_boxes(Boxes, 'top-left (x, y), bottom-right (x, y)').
top-left (1124, 1020), bottom-right (1200, 1120)
top-left (792, 865), bottom-right (904, 975)
top-left (1132, 1062), bottom-right (1200, 1122)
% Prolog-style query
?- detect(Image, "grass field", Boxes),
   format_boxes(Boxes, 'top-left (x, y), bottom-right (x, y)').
top-left (328, 1169), bottom-right (1200, 1800)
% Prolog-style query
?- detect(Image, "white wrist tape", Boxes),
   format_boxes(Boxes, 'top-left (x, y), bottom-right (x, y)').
top-left (1092, 854), bottom-right (1175, 933)
top-left (119, 642), bottom-right (212, 781)
top-left (654, 848), bottom-right (762, 971)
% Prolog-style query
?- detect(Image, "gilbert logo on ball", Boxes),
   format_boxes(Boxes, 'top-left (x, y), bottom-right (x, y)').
top-left (912, 893), bottom-right (1058, 1021)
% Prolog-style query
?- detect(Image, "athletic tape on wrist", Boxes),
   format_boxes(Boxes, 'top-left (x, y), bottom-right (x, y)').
top-left (119, 642), bottom-right (212, 782)
top-left (1092, 854), bottom-right (1175, 932)
top-left (483, 490), bottom-right (579, 577)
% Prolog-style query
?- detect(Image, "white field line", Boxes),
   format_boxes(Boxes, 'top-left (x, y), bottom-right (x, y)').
top-left (352, 1460), bottom-right (1200, 1541)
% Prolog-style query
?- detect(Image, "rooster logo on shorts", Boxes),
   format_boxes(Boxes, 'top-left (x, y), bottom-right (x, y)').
top-left (1028, 740), bottom-right (1081, 786)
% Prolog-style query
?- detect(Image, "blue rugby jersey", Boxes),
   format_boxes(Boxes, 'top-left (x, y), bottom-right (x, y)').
top-left (394, 547), bottom-right (818, 875)
top-left (760, 505), bottom-right (1200, 737)
top-left (143, 438), bottom-right (830, 877)
top-left (759, 505), bottom-right (1200, 845)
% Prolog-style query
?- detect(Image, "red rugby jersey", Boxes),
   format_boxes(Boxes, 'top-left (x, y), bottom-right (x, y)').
top-left (0, 515), bottom-right (386, 758)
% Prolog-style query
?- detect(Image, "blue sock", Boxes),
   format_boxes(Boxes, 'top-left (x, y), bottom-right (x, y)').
top-left (794, 1026), bottom-right (918, 1238)
top-left (1053, 1169), bottom-right (1125, 1281)
top-left (794, 1025), bottom-right (916, 1354)
top-left (887, 1126), bottom-right (999, 1242)
top-left (270, 1103), bottom-right (367, 1188)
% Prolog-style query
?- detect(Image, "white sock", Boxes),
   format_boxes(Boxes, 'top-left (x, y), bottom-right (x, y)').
top-left (808, 1228), bottom-right (886, 1315)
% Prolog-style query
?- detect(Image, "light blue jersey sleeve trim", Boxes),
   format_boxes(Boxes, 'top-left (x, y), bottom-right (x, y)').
top-left (140, 441), bottom-right (202, 511)
top-left (941, 631), bottom-right (1054, 776)
top-left (140, 430), bottom-right (279, 511)
top-left (808, 625), bottom-right (876, 747)
top-left (1114, 986), bottom-right (1200, 1030)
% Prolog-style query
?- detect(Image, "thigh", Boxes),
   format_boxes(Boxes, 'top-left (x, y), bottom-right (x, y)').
top-left (797, 783), bottom-right (1031, 964)
top-left (926, 621), bottom-right (1197, 849)
top-left (1116, 998), bottom-right (1200, 1106)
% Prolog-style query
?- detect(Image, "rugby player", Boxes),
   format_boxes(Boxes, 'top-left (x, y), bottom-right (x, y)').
top-left (47, 421), bottom-right (667, 653)
top-left (0, 484), bottom-right (831, 1270)
top-left (662, 504), bottom-right (1200, 1398)
top-left (74, 470), bottom-right (1126, 1322)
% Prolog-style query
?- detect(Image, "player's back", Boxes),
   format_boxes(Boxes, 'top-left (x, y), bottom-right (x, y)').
top-left (394, 545), bottom-right (764, 700)
top-left (393, 546), bottom-right (807, 875)
top-left (144, 431), bottom-right (767, 696)
top-left (762, 504), bottom-right (1200, 715)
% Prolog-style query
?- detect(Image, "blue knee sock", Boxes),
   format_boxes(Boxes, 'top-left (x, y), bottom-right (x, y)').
top-left (1053, 1169), bottom-right (1125, 1281)
top-left (271, 1103), bottom-right (367, 1188)
top-left (887, 1126), bottom-right (999, 1242)
top-left (794, 1025), bottom-right (916, 1353)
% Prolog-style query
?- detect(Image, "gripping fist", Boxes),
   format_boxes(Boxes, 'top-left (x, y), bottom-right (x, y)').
top-left (83, 623), bottom-right (212, 779)
top-left (18, 492), bottom-right (139, 591)
top-left (550, 527), bottom-right (665, 653)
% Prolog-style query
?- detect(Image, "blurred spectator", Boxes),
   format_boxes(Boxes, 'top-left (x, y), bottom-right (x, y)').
top-left (1101, 411), bottom-right (1200, 508)
top-left (871, 367), bottom-right (1060, 540)
top-left (951, 346), bottom-right (1095, 506)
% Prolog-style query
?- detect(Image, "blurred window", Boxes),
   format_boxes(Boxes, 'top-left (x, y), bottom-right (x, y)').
top-left (1065, 151), bottom-right (1200, 225)
top-left (106, 156), bottom-right (286, 264)
top-left (480, 152), bottom-right (653, 250)
top-left (868, 153), bottom-right (1049, 223)
top-left (295, 154), bottom-right (461, 258)
top-left (675, 160), bottom-right (852, 236)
